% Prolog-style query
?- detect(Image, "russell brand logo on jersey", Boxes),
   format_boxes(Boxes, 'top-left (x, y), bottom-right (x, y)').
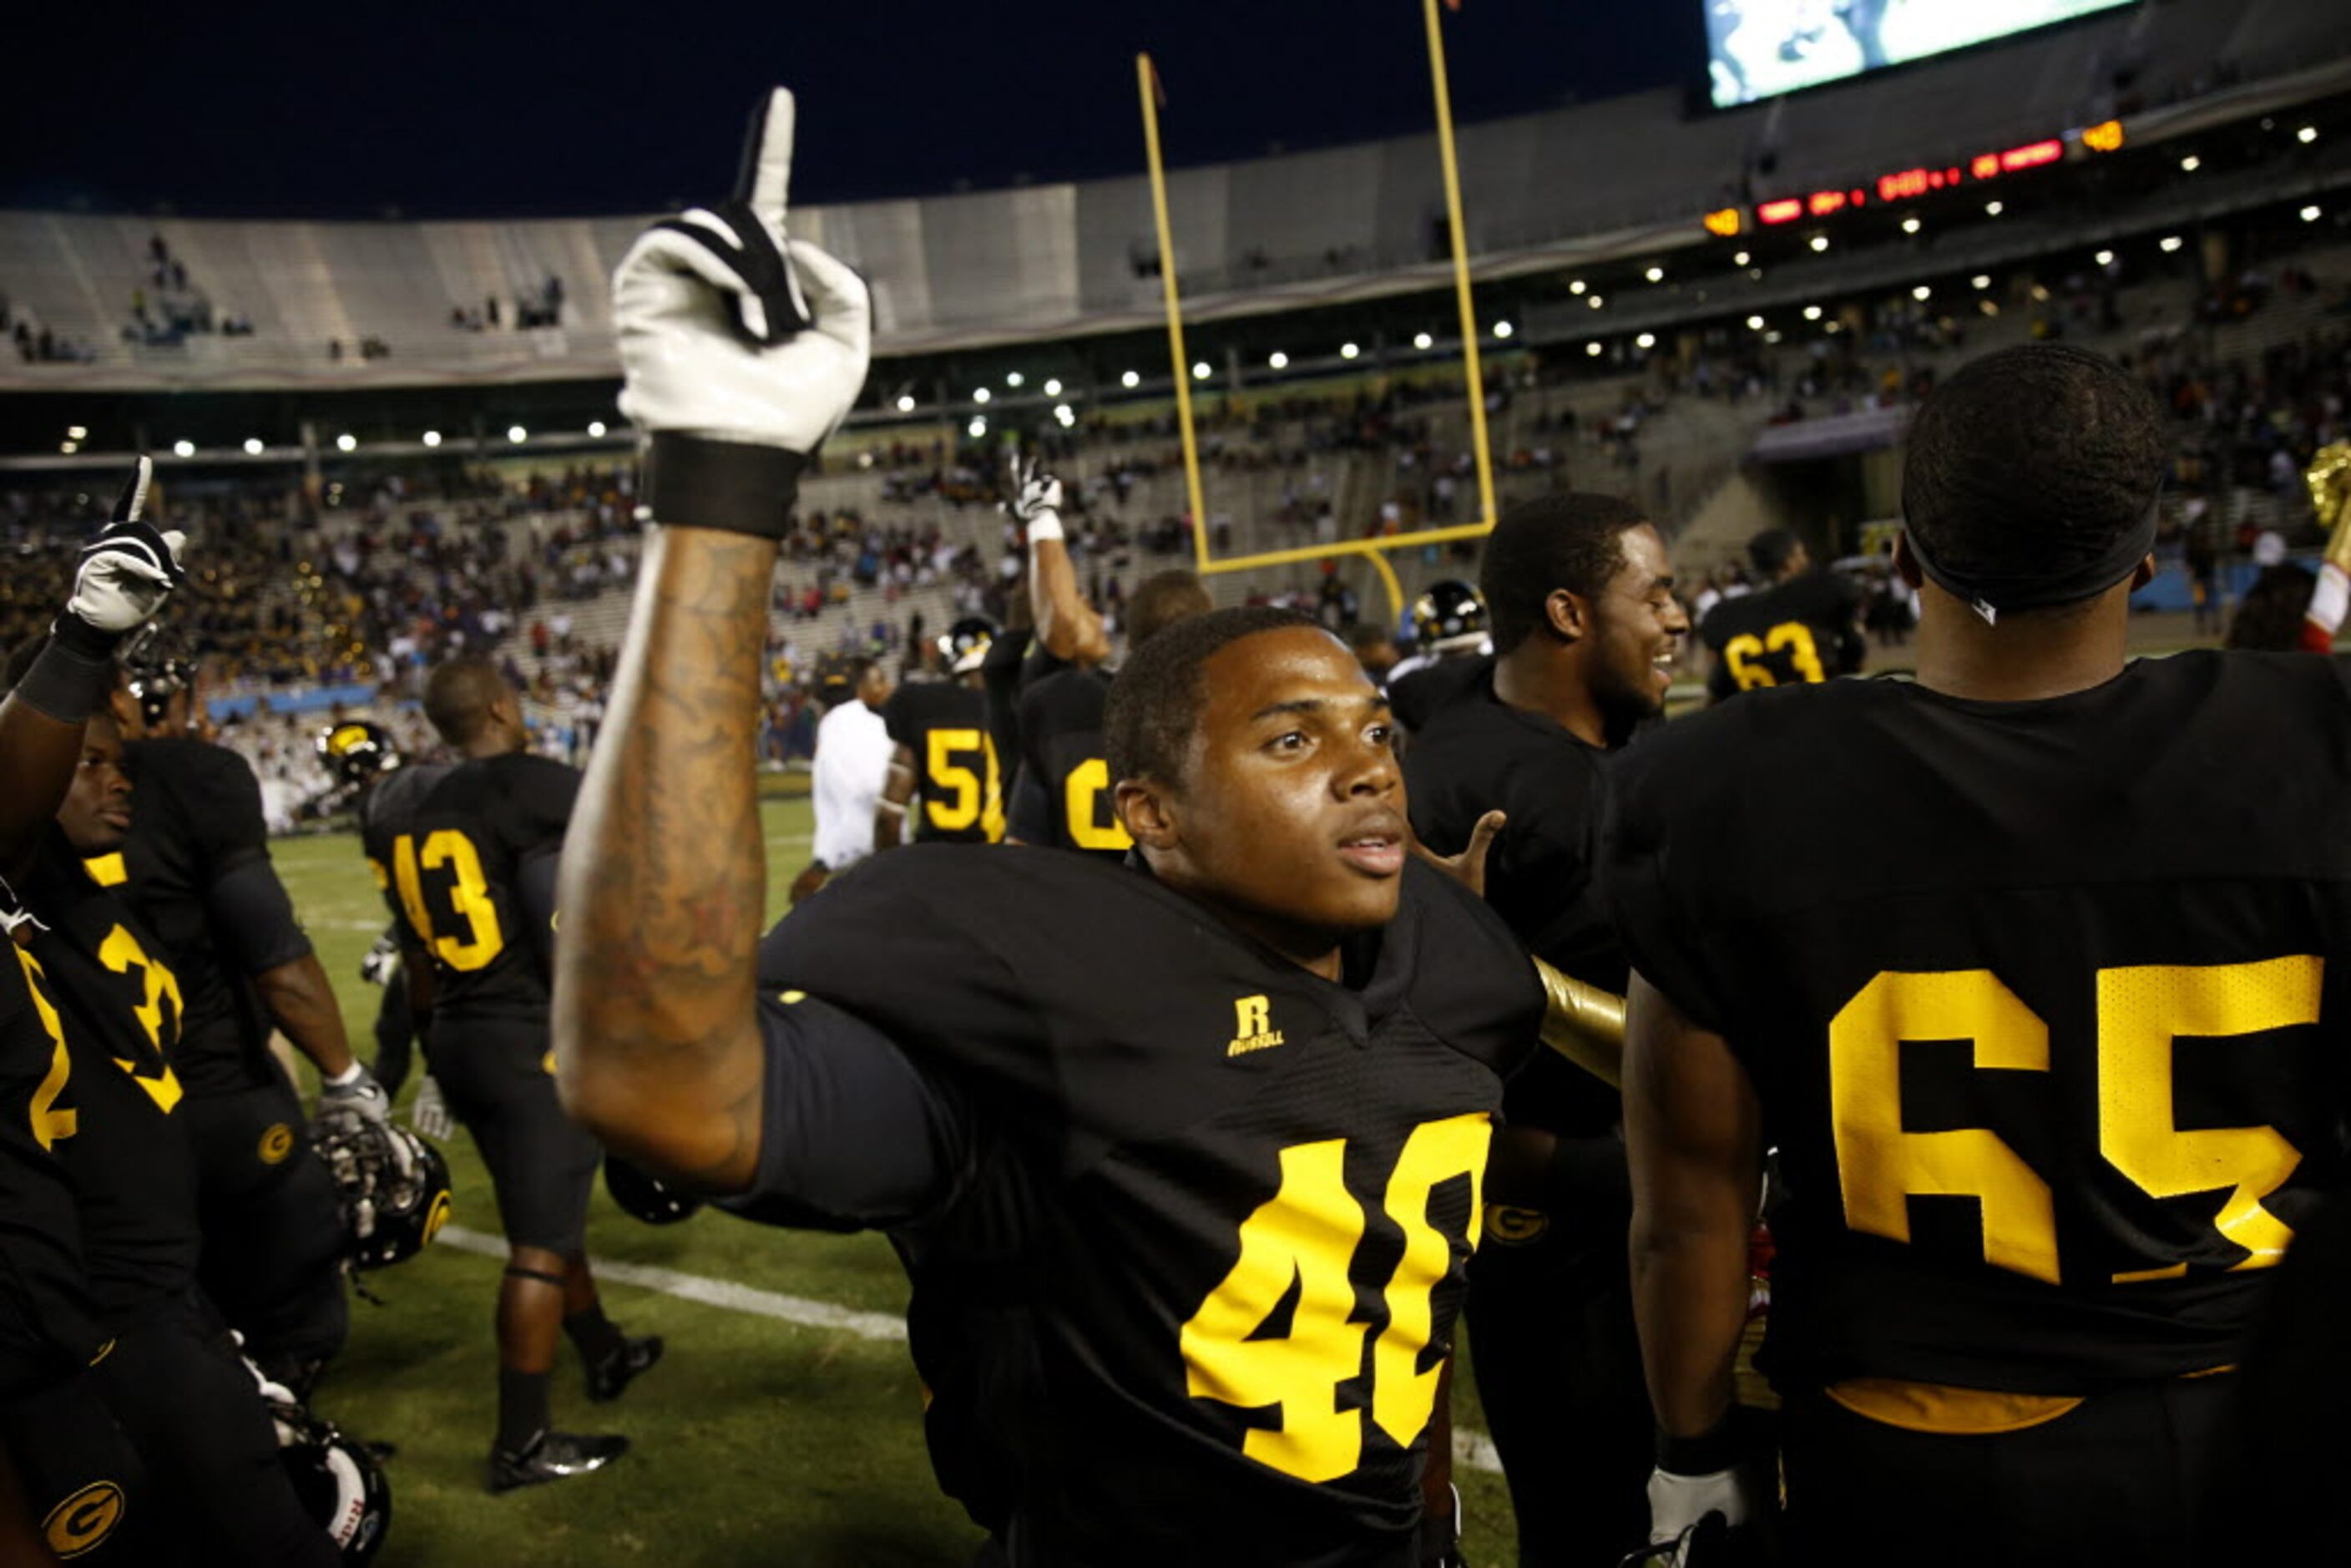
top-left (1227, 995), bottom-right (1286, 1057)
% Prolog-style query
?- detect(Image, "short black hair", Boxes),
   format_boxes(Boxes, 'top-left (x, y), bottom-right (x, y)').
top-left (1747, 527), bottom-right (1802, 577)
top-left (1904, 344), bottom-right (2167, 604)
top-left (1105, 606), bottom-right (1319, 787)
top-left (422, 656), bottom-right (508, 746)
top-left (1125, 569), bottom-right (1214, 652)
top-left (1479, 492), bottom-right (1652, 653)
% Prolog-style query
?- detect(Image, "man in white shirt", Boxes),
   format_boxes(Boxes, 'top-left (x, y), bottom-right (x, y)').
top-left (795, 653), bottom-right (894, 904)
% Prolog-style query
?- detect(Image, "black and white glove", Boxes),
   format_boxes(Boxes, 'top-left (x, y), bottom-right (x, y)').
top-left (1004, 452), bottom-right (1065, 544)
top-left (410, 1075), bottom-right (454, 1142)
top-left (319, 1062), bottom-right (391, 1125)
top-left (1646, 1416), bottom-right (1769, 1560)
top-left (58, 456), bottom-right (186, 655)
top-left (358, 931), bottom-right (401, 988)
top-left (614, 88), bottom-right (872, 539)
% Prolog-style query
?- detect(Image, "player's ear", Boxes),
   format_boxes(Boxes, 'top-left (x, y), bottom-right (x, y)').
top-left (1544, 588), bottom-right (1589, 644)
top-left (1115, 777), bottom-right (1179, 852)
top-left (2128, 553), bottom-right (2157, 590)
top-left (1891, 532), bottom-right (1925, 590)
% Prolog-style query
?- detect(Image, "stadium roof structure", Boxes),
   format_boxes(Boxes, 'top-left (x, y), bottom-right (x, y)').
top-left (1, 0), bottom-right (2346, 394)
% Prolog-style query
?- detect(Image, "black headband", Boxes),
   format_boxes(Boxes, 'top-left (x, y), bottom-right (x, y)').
top-left (1904, 490), bottom-right (2161, 627)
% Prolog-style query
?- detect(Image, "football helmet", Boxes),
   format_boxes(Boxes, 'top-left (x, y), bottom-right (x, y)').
top-left (118, 624), bottom-right (198, 729)
top-left (605, 1154), bottom-right (704, 1226)
top-left (272, 1396), bottom-right (392, 1562)
top-left (311, 1108), bottom-right (453, 1272)
top-left (1409, 580), bottom-right (1488, 655)
top-left (936, 616), bottom-right (997, 676)
top-left (317, 721), bottom-right (401, 791)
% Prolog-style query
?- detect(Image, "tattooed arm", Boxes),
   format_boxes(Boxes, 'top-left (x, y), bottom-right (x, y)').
top-left (554, 525), bottom-right (777, 1191)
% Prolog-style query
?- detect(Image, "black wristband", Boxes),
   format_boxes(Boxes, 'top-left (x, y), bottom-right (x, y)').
top-left (645, 432), bottom-right (807, 539)
top-left (1656, 1409), bottom-right (1748, 1476)
top-left (12, 630), bottom-right (116, 724)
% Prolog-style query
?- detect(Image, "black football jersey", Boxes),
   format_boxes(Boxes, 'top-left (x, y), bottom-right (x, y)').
top-left (757, 851), bottom-right (1542, 1566)
top-left (0, 943), bottom-right (109, 1382)
top-left (882, 682), bottom-right (1004, 844)
top-left (108, 739), bottom-right (309, 1097)
top-left (18, 836), bottom-right (201, 1327)
top-left (1010, 668), bottom-right (1130, 858)
top-left (1388, 655), bottom-right (1489, 736)
top-left (979, 627), bottom-right (1034, 796)
top-left (1601, 653), bottom-right (2351, 1394)
top-left (1697, 573), bottom-right (1864, 701)
top-left (360, 754), bottom-right (578, 1021)
top-left (1405, 665), bottom-right (1625, 1141)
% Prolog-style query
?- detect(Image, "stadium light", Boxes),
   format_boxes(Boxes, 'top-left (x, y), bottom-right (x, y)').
top-left (1006, 372), bottom-right (1024, 387)
top-left (172, 440), bottom-right (195, 458)
top-left (1732, 251), bottom-right (1750, 267)
top-left (2298, 126), bottom-right (2318, 144)
top-left (336, 433), bottom-right (357, 453)
top-left (1912, 286), bottom-right (1932, 301)
top-left (508, 425), bottom-right (528, 443)
top-left (2160, 235), bottom-right (2184, 253)
top-left (973, 387), bottom-right (992, 404)
top-left (1191, 361), bottom-right (1212, 380)
top-left (1043, 378), bottom-right (1062, 397)
top-left (588, 420), bottom-right (607, 438)
top-left (1340, 342), bottom-right (1361, 360)
top-left (1645, 266), bottom-right (1665, 283)
top-left (1973, 274), bottom-right (1992, 289)
top-left (1984, 200), bottom-right (2005, 216)
top-left (1412, 332), bottom-right (1434, 351)
top-left (2303, 205), bottom-right (2324, 223)
top-left (422, 430), bottom-right (442, 448)
top-left (1901, 217), bottom-right (1921, 235)
top-left (67, 425), bottom-right (87, 440)
top-left (2179, 154), bottom-right (2201, 173)
top-left (1587, 296), bottom-right (1604, 310)
top-left (1808, 235), bottom-right (1830, 252)
top-left (1802, 305), bottom-right (1823, 321)
top-left (896, 393), bottom-right (917, 412)
top-left (1569, 279), bottom-right (1587, 295)
top-left (1267, 351), bottom-right (1290, 369)
top-left (968, 416), bottom-right (987, 438)
top-left (1585, 342), bottom-right (1603, 357)
top-left (1745, 316), bottom-right (1764, 331)
top-left (243, 438), bottom-right (264, 456)
top-left (1635, 332), bottom-right (1656, 350)
top-left (59, 441), bottom-right (77, 454)
top-left (2095, 250), bottom-right (2115, 267)
top-left (1493, 321), bottom-right (1514, 339)
top-left (1122, 370), bottom-right (1141, 387)
top-left (1054, 403), bottom-right (1076, 425)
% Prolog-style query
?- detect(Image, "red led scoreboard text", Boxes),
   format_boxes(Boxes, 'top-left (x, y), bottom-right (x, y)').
top-left (1745, 125), bottom-right (2116, 230)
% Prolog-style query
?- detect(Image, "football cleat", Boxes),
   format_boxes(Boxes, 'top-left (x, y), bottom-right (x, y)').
top-left (486, 1430), bottom-right (629, 1495)
top-left (937, 615), bottom-right (997, 676)
top-left (311, 1109), bottom-right (453, 1273)
top-left (1409, 579), bottom-right (1489, 655)
top-left (586, 1334), bottom-right (665, 1403)
top-left (604, 1154), bottom-right (704, 1226)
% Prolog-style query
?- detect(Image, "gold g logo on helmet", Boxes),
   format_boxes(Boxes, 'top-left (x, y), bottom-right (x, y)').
top-left (43, 1481), bottom-right (125, 1558)
top-left (422, 1190), bottom-right (454, 1247)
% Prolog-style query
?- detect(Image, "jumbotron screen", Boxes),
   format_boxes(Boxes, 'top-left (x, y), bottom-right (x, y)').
top-left (1704, 0), bottom-right (2136, 109)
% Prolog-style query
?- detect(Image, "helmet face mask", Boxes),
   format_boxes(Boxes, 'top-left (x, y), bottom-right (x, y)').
top-left (1409, 579), bottom-right (1489, 656)
top-left (311, 1110), bottom-right (453, 1272)
top-left (316, 721), bottom-right (401, 792)
top-left (937, 616), bottom-right (998, 676)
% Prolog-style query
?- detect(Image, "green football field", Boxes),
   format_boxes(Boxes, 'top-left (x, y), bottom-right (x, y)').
top-left (271, 798), bottom-right (1523, 1565)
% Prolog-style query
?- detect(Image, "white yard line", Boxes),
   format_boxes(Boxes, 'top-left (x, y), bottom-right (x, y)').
top-left (432, 1224), bottom-right (1506, 1474)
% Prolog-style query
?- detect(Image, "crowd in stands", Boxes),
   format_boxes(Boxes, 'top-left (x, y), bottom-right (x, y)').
top-left (123, 233), bottom-right (251, 347)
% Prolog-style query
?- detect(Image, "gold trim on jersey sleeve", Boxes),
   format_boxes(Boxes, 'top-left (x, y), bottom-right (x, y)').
top-left (1532, 957), bottom-right (1623, 1087)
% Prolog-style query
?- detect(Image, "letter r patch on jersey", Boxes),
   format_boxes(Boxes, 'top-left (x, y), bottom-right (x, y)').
top-left (1228, 995), bottom-right (1286, 1057)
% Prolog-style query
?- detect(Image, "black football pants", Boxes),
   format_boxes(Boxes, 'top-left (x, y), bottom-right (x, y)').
top-left (0, 1368), bottom-right (160, 1565)
top-left (184, 1075), bottom-right (350, 1383)
top-left (1779, 1374), bottom-right (2232, 1568)
top-left (1462, 1148), bottom-right (1651, 1568)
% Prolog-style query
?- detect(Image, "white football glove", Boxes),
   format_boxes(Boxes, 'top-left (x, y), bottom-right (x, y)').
top-left (410, 1075), bottom-right (454, 1143)
top-left (614, 88), bottom-right (871, 537)
top-left (1004, 451), bottom-right (1065, 543)
top-left (318, 1061), bottom-right (391, 1125)
top-left (61, 456), bottom-right (187, 644)
top-left (1647, 1460), bottom-right (1767, 1545)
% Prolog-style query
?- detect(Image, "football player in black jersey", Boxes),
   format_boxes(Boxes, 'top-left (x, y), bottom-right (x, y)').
top-left (1, 658), bottom-right (341, 1560)
top-left (556, 112), bottom-right (1560, 1563)
top-left (875, 617), bottom-right (1004, 848)
top-left (1604, 343), bottom-right (2346, 1568)
top-left (1006, 569), bottom-right (1211, 857)
top-left (319, 721), bottom-right (422, 1099)
top-left (1404, 493), bottom-right (1686, 1566)
top-left (362, 657), bottom-right (655, 1492)
top-left (102, 642), bottom-right (377, 1393)
top-left (1694, 526), bottom-right (1864, 701)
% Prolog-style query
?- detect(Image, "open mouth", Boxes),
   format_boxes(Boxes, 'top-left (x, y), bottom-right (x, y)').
top-left (1337, 819), bottom-right (1407, 877)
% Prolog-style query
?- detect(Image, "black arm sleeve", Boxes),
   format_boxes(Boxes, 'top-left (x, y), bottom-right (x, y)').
top-left (720, 990), bottom-right (973, 1231)
top-left (202, 858), bottom-right (315, 975)
top-left (516, 850), bottom-right (560, 979)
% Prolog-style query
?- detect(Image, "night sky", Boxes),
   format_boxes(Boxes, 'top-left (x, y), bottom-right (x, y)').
top-left (4, 2), bottom-right (1698, 218)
